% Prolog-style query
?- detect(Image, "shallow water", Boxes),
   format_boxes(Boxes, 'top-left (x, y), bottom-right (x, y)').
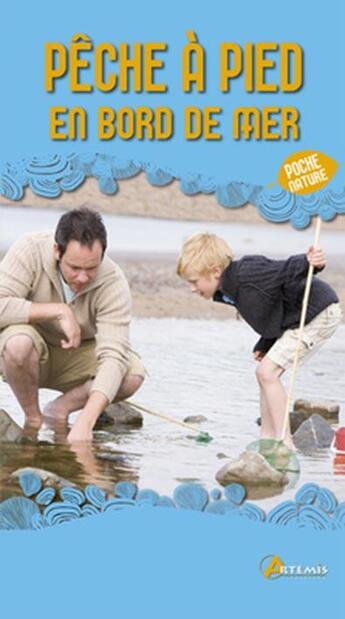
top-left (0, 318), bottom-right (344, 511)
top-left (1, 206), bottom-right (344, 259)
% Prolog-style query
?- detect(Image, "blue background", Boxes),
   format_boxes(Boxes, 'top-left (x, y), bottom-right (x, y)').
top-left (0, 0), bottom-right (343, 184)
top-left (0, 0), bottom-right (344, 615)
top-left (0, 507), bottom-right (342, 617)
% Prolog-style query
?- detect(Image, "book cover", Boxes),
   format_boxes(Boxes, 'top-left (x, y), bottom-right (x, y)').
top-left (0, 1), bottom-right (344, 616)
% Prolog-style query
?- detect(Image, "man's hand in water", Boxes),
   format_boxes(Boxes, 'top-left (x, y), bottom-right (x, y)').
top-left (67, 391), bottom-right (109, 443)
top-left (67, 417), bottom-right (93, 442)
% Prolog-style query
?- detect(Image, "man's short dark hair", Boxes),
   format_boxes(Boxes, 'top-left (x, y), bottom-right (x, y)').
top-left (54, 208), bottom-right (107, 257)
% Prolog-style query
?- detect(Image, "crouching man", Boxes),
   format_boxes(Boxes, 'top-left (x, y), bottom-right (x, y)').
top-left (0, 208), bottom-right (145, 442)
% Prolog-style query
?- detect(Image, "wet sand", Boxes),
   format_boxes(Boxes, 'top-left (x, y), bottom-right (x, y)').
top-left (116, 252), bottom-right (345, 321)
top-left (0, 205), bottom-right (344, 320)
top-left (0, 247), bottom-right (342, 321)
top-left (1, 174), bottom-right (345, 228)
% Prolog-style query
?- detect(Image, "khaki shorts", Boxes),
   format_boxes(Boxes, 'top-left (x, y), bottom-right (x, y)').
top-left (0, 324), bottom-right (145, 398)
top-left (267, 303), bottom-right (342, 370)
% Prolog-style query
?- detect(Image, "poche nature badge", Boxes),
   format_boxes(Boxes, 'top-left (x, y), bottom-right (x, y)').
top-left (277, 150), bottom-right (338, 195)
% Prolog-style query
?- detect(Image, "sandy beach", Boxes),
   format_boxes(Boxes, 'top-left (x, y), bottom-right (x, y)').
top-left (1, 174), bottom-right (345, 229)
top-left (0, 245), bottom-right (342, 321)
top-left (0, 198), bottom-right (343, 320)
top-left (113, 251), bottom-right (345, 321)
top-left (1, 172), bottom-right (344, 318)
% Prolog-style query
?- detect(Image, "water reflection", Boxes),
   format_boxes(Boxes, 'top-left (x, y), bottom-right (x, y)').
top-left (0, 424), bottom-right (140, 502)
top-left (0, 318), bottom-right (344, 510)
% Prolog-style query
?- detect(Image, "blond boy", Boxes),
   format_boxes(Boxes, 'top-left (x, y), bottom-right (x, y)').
top-left (177, 233), bottom-right (341, 448)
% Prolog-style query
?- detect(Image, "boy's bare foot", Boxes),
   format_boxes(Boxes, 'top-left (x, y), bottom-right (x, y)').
top-left (283, 437), bottom-right (296, 452)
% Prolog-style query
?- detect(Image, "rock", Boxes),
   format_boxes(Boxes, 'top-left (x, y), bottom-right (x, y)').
top-left (96, 453), bottom-right (127, 463)
top-left (293, 414), bottom-right (335, 453)
top-left (257, 402), bottom-right (339, 434)
top-left (216, 450), bottom-right (288, 488)
top-left (0, 409), bottom-right (23, 443)
top-left (289, 410), bottom-right (314, 435)
top-left (96, 402), bottom-right (143, 429)
top-left (11, 467), bottom-right (75, 489)
top-left (293, 399), bottom-right (339, 422)
top-left (183, 415), bottom-right (208, 423)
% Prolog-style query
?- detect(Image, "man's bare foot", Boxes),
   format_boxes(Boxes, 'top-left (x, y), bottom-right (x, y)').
top-left (43, 383), bottom-right (91, 422)
top-left (24, 413), bottom-right (43, 429)
top-left (22, 414), bottom-right (43, 441)
top-left (43, 399), bottom-right (70, 421)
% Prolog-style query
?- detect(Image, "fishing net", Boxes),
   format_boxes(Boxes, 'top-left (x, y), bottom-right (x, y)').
top-left (246, 438), bottom-right (300, 488)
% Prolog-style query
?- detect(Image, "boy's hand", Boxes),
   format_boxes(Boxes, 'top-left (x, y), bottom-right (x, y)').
top-left (253, 350), bottom-right (265, 362)
top-left (307, 246), bottom-right (326, 269)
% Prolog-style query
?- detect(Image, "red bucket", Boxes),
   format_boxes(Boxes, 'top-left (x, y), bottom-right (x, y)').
top-left (334, 428), bottom-right (345, 453)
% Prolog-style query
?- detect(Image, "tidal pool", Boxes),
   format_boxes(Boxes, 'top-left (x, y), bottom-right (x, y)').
top-left (0, 318), bottom-right (344, 511)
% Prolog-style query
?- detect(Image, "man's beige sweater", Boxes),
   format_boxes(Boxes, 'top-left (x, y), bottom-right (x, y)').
top-left (0, 232), bottom-right (133, 402)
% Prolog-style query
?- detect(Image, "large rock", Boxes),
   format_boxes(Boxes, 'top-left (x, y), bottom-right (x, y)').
top-left (216, 450), bottom-right (288, 489)
top-left (289, 410), bottom-right (314, 435)
top-left (256, 414), bottom-right (309, 433)
top-left (293, 414), bottom-right (335, 453)
top-left (293, 399), bottom-right (339, 422)
top-left (256, 397), bottom-right (340, 434)
top-left (96, 402), bottom-right (143, 429)
top-left (0, 409), bottom-right (23, 443)
top-left (290, 400), bottom-right (339, 433)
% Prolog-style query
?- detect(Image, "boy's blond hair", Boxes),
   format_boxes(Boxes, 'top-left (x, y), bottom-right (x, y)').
top-left (177, 232), bottom-right (234, 277)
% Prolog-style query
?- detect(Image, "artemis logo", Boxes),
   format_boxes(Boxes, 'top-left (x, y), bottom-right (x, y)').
top-left (260, 555), bottom-right (328, 579)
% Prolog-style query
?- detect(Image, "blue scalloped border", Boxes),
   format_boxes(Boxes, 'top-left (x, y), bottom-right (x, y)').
top-left (0, 154), bottom-right (344, 531)
top-left (1, 153), bottom-right (345, 229)
top-left (1, 475), bottom-right (344, 531)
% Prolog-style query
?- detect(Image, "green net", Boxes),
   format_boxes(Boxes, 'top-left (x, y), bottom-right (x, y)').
top-left (246, 438), bottom-right (300, 488)
top-left (195, 431), bottom-right (213, 443)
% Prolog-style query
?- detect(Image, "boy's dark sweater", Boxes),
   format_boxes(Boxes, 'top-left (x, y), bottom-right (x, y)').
top-left (213, 254), bottom-right (339, 354)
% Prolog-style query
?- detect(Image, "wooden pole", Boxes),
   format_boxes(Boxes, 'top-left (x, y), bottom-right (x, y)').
top-left (280, 216), bottom-right (322, 442)
top-left (129, 400), bottom-right (206, 435)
